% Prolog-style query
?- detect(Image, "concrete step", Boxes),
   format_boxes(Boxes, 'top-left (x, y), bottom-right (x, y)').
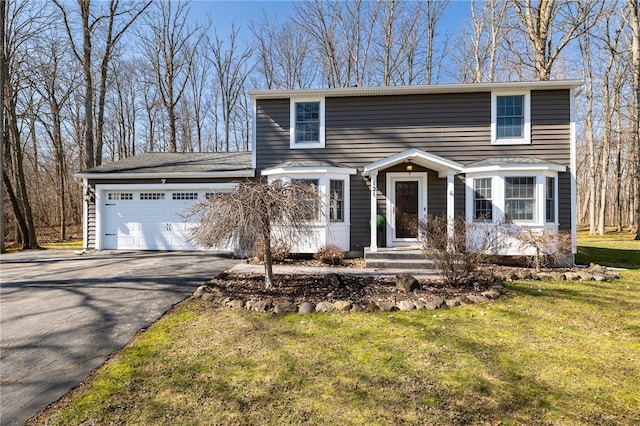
top-left (364, 250), bottom-right (426, 260)
top-left (365, 259), bottom-right (436, 270)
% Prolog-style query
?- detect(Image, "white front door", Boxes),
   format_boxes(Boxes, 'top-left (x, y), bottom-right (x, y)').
top-left (387, 173), bottom-right (427, 246)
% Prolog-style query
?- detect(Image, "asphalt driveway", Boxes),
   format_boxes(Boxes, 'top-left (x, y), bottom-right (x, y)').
top-left (0, 250), bottom-right (237, 425)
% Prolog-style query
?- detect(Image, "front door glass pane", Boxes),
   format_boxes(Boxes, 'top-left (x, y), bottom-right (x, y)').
top-left (395, 181), bottom-right (418, 238)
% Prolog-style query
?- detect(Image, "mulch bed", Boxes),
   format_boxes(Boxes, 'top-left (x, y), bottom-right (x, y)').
top-left (206, 272), bottom-right (497, 307)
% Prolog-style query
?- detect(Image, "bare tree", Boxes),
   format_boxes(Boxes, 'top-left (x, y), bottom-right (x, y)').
top-left (511, 0), bottom-right (603, 80)
top-left (250, 12), bottom-right (316, 89)
top-left (31, 33), bottom-right (80, 240)
top-left (53, 0), bottom-right (150, 168)
top-left (629, 0), bottom-right (640, 238)
top-left (0, 0), bottom-right (5, 252)
top-left (424, 0), bottom-right (450, 84)
top-left (187, 180), bottom-right (323, 289)
top-left (140, 1), bottom-right (204, 152)
top-left (208, 25), bottom-right (253, 152)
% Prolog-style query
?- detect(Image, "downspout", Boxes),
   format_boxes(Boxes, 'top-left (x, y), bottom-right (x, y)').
top-left (82, 178), bottom-right (89, 251)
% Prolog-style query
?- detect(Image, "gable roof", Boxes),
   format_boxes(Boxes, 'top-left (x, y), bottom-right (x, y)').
top-left (74, 152), bottom-right (254, 179)
top-left (250, 79), bottom-right (583, 100)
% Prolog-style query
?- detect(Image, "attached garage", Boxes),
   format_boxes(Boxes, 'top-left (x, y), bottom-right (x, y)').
top-left (75, 152), bottom-right (254, 251)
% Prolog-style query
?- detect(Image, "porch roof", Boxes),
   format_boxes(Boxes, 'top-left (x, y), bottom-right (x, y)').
top-left (363, 148), bottom-right (464, 178)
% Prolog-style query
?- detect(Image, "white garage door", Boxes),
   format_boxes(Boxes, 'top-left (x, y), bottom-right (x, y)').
top-left (99, 188), bottom-right (229, 251)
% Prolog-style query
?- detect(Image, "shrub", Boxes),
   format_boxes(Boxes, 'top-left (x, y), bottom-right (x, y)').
top-left (515, 226), bottom-right (573, 271)
top-left (254, 239), bottom-right (291, 263)
top-left (314, 245), bottom-right (345, 265)
top-left (420, 215), bottom-right (505, 286)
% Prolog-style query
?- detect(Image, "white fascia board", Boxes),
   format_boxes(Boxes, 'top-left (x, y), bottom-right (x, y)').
top-left (364, 148), bottom-right (464, 177)
top-left (74, 170), bottom-right (255, 180)
top-left (250, 80), bottom-right (584, 100)
top-left (463, 164), bottom-right (566, 174)
top-left (95, 182), bottom-right (239, 191)
top-left (261, 167), bottom-right (357, 176)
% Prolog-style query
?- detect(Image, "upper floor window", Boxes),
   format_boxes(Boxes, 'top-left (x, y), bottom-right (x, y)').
top-left (491, 91), bottom-right (530, 145)
top-left (290, 98), bottom-right (325, 149)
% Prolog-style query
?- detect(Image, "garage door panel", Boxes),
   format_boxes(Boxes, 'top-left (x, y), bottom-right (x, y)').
top-left (100, 187), bottom-right (236, 251)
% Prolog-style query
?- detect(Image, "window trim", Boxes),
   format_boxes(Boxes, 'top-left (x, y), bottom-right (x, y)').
top-left (290, 98), bottom-right (325, 149)
top-left (545, 176), bottom-right (557, 224)
top-left (466, 170), bottom-right (560, 227)
top-left (491, 91), bottom-right (531, 145)
top-left (473, 177), bottom-right (493, 221)
top-left (329, 179), bottom-right (345, 223)
top-left (504, 176), bottom-right (536, 222)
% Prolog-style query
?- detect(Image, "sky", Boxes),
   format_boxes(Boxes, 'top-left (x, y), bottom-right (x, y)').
top-left (188, 0), bottom-right (473, 48)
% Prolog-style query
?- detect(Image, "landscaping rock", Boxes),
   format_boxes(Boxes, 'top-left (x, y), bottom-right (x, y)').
top-left (250, 299), bottom-right (273, 312)
top-left (564, 272), bottom-right (581, 281)
top-left (425, 298), bottom-right (446, 310)
top-left (192, 285), bottom-right (207, 298)
top-left (333, 300), bottom-right (352, 312)
top-left (298, 302), bottom-right (315, 314)
top-left (517, 270), bottom-right (534, 280)
top-left (396, 273), bottom-right (420, 293)
top-left (593, 274), bottom-right (607, 282)
top-left (274, 302), bottom-right (298, 314)
top-left (445, 298), bottom-right (462, 308)
top-left (315, 301), bottom-right (335, 312)
top-left (481, 289), bottom-right (501, 300)
top-left (551, 272), bottom-right (566, 281)
top-left (364, 303), bottom-right (380, 313)
top-left (350, 304), bottom-right (364, 312)
top-left (226, 299), bottom-right (245, 309)
top-left (413, 301), bottom-right (426, 310)
top-left (535, 272), bottom-right (554, 281)
top-left (466, 294), bottom-right (490, 304)
top-left (398, 300), bottom-right (415, 311)
top-left (377, 300), bottom-right (398, 312)
top-left (577, 271), bottom-right (593, 281)
top-left (201, 292), bottom-right (216, 302)
top-left (589, 263), bottom-right (607, 274)
top-left (324, 273), bottom-right (344, 288)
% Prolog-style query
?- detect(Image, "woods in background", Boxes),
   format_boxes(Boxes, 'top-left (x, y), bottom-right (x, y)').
top-left (1, 0), bottom-right (639, 250)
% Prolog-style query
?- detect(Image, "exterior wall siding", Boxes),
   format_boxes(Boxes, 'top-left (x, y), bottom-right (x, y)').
top-left (255, 89), bottom-right (572, 251)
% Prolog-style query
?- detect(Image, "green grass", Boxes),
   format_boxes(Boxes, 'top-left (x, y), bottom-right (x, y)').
top-left (575, 230), bottom-right (640, 269)
top-left (29, 234), bottom-right (640, 425)
top-left (39, 239), bottom-right (84, 251)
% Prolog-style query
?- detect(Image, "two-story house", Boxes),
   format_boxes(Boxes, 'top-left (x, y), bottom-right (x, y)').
top-left (76, 80), bottom-right (580, 260)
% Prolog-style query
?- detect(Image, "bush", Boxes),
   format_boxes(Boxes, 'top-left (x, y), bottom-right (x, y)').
top-left (515, 226), bottom-right (573, 270)
top-left (254, 239), bottom-right (291, 263)
top-left (314, 245), bottom-right (345, 265)
top-left (420, 215), bottom-right (504, 286)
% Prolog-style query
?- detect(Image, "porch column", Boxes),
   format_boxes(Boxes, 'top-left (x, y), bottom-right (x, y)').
top-left (370, 171), bottom-right (378, 252)
top-left (447, 172), bottom-right (455, 243)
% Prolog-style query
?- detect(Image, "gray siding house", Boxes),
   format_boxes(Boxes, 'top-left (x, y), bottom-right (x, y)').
top-left (251, 80), bottom-right (579, 256)
top-left (77, 80), bottom-right (580, 257)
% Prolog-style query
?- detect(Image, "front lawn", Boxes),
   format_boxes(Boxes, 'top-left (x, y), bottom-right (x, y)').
top-left (29, 235), bottom-right (640, 425)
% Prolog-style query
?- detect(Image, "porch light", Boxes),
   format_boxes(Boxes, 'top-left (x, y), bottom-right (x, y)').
top-left (405, 162), bottom-right (414, 173)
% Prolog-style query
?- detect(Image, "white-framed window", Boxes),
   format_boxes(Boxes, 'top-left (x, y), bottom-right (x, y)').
top-left (329, 179), bottom-right (344, 222)
top-left (473, 178), bottom-right (492, 221)
top-left (546, 177), bottom-right (556, 223)
top-left (491, 91), bottom-right (531, 145)
top-left (504, 177), bottom-right (535, 221)
top-left (292, 178), bottom-right (320, 220)
top-left (107, 192), bottom-right (133, 200)
top-left (140, 193), bottom-right (165, 200)
top-left (290, 98), bottom-right (325, 149)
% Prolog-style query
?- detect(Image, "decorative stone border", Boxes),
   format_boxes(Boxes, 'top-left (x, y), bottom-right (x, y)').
top-left (191, 273), bottom-right (507, 315)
